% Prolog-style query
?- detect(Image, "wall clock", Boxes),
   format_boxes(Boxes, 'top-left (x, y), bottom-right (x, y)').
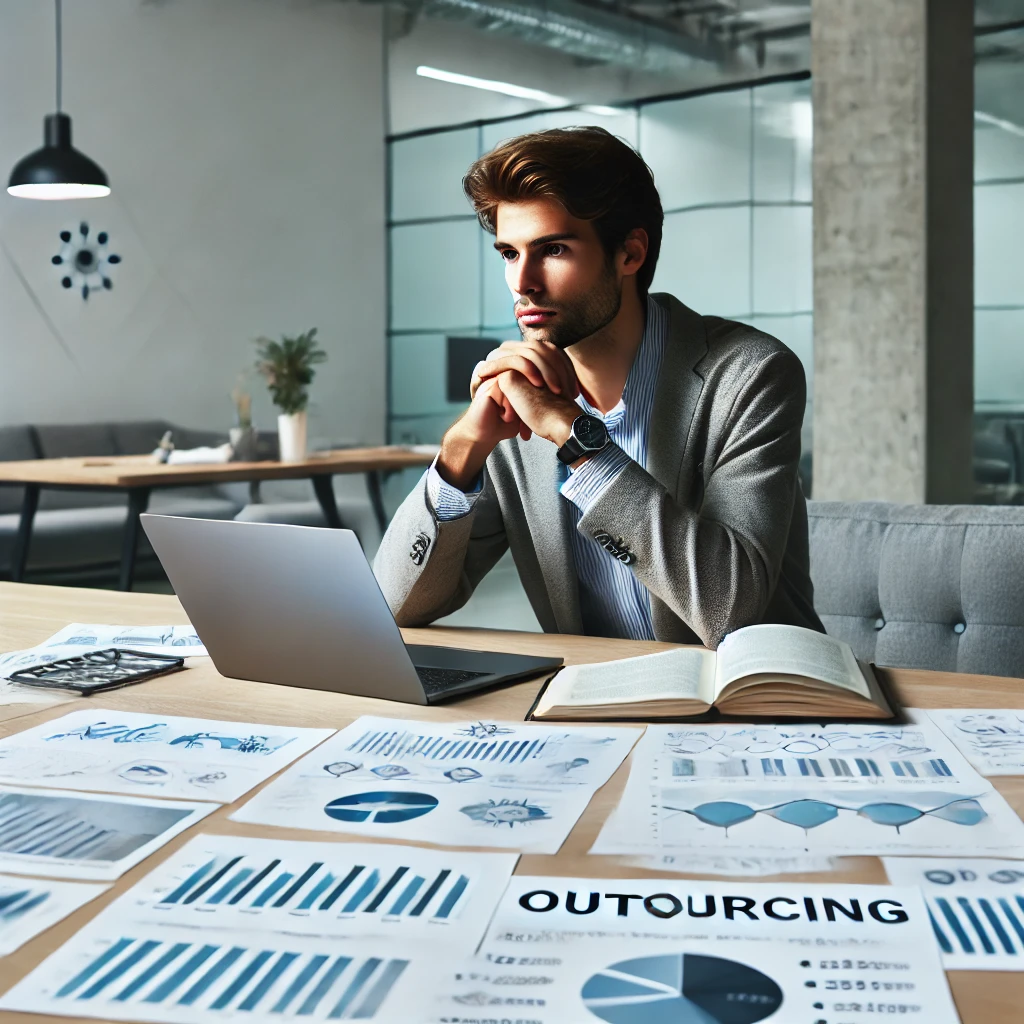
top-left (51, 221), bottom-right (121, 299)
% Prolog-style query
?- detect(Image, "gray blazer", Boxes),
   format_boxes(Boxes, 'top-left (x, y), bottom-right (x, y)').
top-left (374, 293), bottom-right (823, 648)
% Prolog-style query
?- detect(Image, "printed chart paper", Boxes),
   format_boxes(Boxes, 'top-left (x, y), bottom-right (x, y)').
top-left (593, 717), bottom-right (1024, 857)
top-left (928, 708), bottom-right (1024, 776)
top-left (0, 874), bottom-right (108, 956)
top-left (0, 708), bottom-right (334, 803)
top-left (42, 623), bottom-right (208, 659)
top-left (120, 833), bottom-right (517, 947)
top-left (0, 623), bottom-right (208, 689)
top-left (433, 876), bottom-right (961, 1024)
top-left (232, 716), bottom-right (640, 854)
top-left (883, 856), bottom-right (1024, 970)
top-left (0, 833), bottom-right (518, 1024)
top-left (0, 930), bottom-right (440, 1024)
top-left (0, 784), bottom-right (215, 881)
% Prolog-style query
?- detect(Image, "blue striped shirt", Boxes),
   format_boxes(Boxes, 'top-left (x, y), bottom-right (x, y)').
top-left (427, 295), bottom-right (668, 640)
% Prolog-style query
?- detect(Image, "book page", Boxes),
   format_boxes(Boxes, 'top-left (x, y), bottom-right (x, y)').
top-left (715, 624), bottom-right (869, 698)
top-left (554, 647), bottom-right (716, 706)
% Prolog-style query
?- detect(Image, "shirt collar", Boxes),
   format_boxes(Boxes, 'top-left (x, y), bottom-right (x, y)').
top-left (576, 295), bottom-right (664, 424)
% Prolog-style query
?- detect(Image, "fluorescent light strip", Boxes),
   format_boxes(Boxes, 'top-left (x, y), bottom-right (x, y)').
top-left (415, 66), bottom-right (626, 116)
top-left (417, 66), bottom-right (568, 105)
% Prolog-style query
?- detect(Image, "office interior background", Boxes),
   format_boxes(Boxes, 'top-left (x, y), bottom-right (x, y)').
top-left (0, 0), bottom-right (1021, 631)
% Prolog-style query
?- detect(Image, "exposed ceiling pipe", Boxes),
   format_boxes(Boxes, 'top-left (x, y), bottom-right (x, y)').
top-left (363, 0), bottom-right (750, 76)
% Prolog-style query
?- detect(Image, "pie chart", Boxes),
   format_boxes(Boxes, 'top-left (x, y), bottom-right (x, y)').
top-left (581, 952), bottom-right (783, 1024)
top-left (324, 791), bottom-right (438, 824)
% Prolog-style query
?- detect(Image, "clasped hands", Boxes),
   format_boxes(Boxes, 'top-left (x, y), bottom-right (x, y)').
top-left (467, 339), bottom-right (582, 448)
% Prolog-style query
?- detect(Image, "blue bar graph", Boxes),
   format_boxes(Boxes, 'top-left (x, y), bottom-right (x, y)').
top-left (158, 851), bottom-right (473, 922)
top-left (928, 895), bottom-right (1024, 961)
top-left (345, 727), bottom-right (549, 763)
top-left (0, 792), bottom-right (189, 865)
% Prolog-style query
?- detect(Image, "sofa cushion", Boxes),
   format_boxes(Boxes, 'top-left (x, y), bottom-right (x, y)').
top-left (0, 426), bottom-right (40, 515)
top-left (35, 423), bottom-right (117, 458)
top-left (111, 421), bottom-right (173, 455)
top-left (0, 496), bottom-right (242, 573)
top-left (807, 501), bottom-right (1024, 679)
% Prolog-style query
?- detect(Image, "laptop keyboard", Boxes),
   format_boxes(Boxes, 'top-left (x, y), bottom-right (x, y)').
top-left (415, 665), bottom-right (490, 695)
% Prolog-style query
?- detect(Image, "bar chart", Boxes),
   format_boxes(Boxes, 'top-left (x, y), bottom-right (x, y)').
top-left (670, 755), bottom-right (955, 781)
top-left (345, 726), bottom-right (552, 765)
top-left (926, 892), bottom-right (1024, 968)
top-left (41, 934), bottom-right (411, 1021)
top-left (0, 786), bottom-right (212, 880)
top-left (158, 852), bottom-right (471, 922)
top-left (137, 836), bottom-right (517, 944)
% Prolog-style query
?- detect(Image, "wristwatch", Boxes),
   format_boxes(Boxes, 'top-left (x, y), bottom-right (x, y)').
top-left (556, 413), bottom-right (610, 465)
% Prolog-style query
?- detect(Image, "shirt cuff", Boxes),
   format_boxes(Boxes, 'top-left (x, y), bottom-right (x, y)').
top-left (426, 455), bottom-right (483, 521)
top-left (559, 443), bottom-right (632, 514)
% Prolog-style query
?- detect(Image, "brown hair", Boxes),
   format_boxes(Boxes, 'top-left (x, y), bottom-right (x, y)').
top-left (463, 126), bottom-right (664, 296)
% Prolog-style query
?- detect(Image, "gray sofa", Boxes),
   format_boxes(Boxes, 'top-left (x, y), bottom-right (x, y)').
top-left (0, 421), bottom-right (245, 582)
top-left (807, 501), bottom-right (1024, 679)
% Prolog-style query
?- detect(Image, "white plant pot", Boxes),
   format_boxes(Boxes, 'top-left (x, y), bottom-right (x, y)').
top-left (278, 411), bottom-right (308, 463)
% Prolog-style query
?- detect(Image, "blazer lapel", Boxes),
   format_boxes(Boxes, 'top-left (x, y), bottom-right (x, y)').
top-left (516, 435), bottom-right (584, 635)
top-left (646, 294), bottom-right (709, 495)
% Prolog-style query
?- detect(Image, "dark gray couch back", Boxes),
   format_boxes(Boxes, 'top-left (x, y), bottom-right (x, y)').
top-left (807, 501), bottom-right (1024, 679)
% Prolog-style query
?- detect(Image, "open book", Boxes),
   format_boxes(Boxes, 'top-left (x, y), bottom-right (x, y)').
top-left (530, 624), bottom-right (893, 721)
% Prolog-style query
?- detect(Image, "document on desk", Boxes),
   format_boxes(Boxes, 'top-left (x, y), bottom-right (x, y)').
top-left (0, 873), bottom-right (109, 956)
top-left (883, 856), bottom-right (1024, 970)
top-left (0, 623), bottom-right (209, 688)
top-left (0, 708), bottom-right (334, 803)
top-left (0, 784), bottom-right (215, 881)
top-left (231, 715), bottom-right (641, 854)
top-left (926, 707), bottom-right (1024, 776)
top-left (592, 715), bottom-right (1024, 857)
top-left (0, 832), bottom-right (517, 1024)
top-left (428, 876), bottom-right (961, 1024)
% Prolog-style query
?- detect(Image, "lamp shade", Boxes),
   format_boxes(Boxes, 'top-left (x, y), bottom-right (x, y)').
top-left (7, 113), bottom-right (109, 200)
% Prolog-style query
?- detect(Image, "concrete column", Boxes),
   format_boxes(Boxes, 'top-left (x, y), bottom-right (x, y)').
top-left (811, 0), bottom-right (974, 503)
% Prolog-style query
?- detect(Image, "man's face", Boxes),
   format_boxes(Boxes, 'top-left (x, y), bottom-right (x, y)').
top-left (494, 199), bottom-right (622, 350)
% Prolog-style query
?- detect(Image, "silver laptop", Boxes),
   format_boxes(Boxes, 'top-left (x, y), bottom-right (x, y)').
top-left (140, 515), bottom-right (562, 705)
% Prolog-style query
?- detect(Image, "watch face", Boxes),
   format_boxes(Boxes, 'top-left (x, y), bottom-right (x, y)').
top-left (574, 415), bottom-right (608, 449)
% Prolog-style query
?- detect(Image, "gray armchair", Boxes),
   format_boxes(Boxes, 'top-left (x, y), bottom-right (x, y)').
top-left (807, 501), bottom-right (1024, 679)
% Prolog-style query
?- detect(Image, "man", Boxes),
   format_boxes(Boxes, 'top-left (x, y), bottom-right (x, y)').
top-left (375, 126), bottom-right (822, 648)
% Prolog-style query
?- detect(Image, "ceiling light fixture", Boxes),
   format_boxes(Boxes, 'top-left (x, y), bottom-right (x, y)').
top-left (416, 65), bottom-right (569, 105)
top-left (8, 0), bottom-right (110, 200)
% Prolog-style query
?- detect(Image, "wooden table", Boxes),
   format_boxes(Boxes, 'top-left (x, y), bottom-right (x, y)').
top-left (0, 581), bottom-right (1021, 1023)
top-left (0, 446), bottom-right (434, 591)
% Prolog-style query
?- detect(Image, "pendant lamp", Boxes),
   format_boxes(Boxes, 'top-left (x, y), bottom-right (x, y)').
top-left (7, 0), bottom-right (110, 200)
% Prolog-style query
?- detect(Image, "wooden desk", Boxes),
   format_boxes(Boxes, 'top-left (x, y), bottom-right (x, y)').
top-left (0, 582), bottom-right (1021, 1023)
top-left (0, 446), bottom-right (434, 590)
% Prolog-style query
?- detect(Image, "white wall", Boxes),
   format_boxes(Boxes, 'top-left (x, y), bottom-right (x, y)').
top-left (0, 0), bottom-right (386, 447)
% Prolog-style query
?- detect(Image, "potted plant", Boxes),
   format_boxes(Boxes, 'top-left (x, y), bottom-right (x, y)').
top-left (254, 328), bottom-right (326, 462)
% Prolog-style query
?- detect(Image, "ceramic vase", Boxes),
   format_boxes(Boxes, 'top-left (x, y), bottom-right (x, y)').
top-left (277, 411), bottom-right (308, 463)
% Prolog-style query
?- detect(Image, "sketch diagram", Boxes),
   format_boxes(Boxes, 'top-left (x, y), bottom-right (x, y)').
top-left (929, 709), bottom-right (1024, 776)
top-left (0, 710), bottom-right (333, 805)
top-left (459, 798), bottom-right (550, 828)
top-left (444, 768), bottom-right (481, 783)
top-left (45, 624), bottom-right (206, 655)
top-left (324, 762), bottom-right (360, 777)
top-left (456, 723), bottom-right (515, 740)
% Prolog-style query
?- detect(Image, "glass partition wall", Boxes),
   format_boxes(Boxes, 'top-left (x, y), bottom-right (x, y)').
top-left (384, 73), bottom-right (813, 507)
top-left (386, 57), bottom-right (1024, 508)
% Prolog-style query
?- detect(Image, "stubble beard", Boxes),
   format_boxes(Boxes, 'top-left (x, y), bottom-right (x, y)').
top-left (518, 265), bottom-right (622, 351)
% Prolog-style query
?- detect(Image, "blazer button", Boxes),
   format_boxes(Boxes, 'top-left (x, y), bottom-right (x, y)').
top-left (953, 622), bottom-right (966, 634)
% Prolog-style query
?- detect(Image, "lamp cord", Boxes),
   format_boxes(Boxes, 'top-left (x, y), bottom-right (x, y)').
top-left (55, 0), bottom-right (62, 113)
